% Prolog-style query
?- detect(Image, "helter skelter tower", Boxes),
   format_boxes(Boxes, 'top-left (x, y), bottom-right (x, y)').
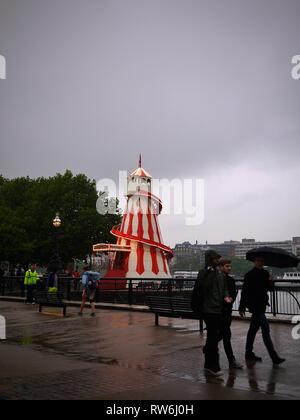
top-left (93, 156), bottom-right (173, 283)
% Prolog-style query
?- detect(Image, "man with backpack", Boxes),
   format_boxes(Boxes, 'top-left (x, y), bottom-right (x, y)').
top-left (192, 250), bottom-right (232, 377)
top-left (78, 266), bottom-right (100, 317)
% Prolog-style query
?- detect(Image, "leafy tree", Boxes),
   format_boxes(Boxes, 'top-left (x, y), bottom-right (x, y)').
top-left (0, 171), bottom-right (122, 268)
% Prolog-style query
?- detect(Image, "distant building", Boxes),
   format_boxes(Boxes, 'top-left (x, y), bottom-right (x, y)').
top-left (174, 237), bottom-right (298, 261)
top-left (292, 237), bottom-right (300, 258)
top-left (235, 238), bottom-right (293, 258)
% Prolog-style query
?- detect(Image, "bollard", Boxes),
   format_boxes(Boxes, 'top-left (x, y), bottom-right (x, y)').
top-left (0, 315), bottom-right (6, 340)
top-left (128, 279), bottom-right (133, 306)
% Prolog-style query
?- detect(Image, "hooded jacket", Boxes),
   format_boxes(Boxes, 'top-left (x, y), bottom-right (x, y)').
top-left (24, 269), bottom-right (39, 286)
top-left (192, 250), bottom-right (229, 315)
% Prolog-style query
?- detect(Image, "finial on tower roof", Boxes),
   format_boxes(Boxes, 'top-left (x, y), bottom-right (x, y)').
top-left (139, 154), bottom-right (142, 168)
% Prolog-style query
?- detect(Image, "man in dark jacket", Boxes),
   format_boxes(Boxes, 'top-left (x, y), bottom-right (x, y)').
top-left (239, 256), bottom-right (285, 365)
top-left (219, 259), bottom-right (243, 369)
top-left (192, 250), bottom-right (231, 377)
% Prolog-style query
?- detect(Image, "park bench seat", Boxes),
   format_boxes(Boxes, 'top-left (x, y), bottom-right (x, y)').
top-left (147, 296), bottom-right (204, 332)
top-left (36, 291), bottom-right (67, 317)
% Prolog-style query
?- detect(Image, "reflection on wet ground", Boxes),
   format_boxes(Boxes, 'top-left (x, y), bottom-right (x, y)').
top-left (0, 301), bottom-right (299, 400)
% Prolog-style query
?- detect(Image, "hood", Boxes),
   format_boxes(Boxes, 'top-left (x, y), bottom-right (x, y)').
top-left (205, 250), bottom-right (222, 267)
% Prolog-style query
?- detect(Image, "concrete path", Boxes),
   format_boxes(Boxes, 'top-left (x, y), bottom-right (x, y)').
top-left (0, 301), bottom-right (299, 400)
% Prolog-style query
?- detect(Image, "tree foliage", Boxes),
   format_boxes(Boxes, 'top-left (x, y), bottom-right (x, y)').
top-left (0, 171), bottom-right (121, 266)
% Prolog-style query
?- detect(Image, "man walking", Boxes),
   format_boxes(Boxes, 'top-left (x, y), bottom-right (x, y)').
top-left (24, 263), bottom-right (39, 304)
top-left (239, 256), bottom-right (285, 365)
top-left (219, 259), bottom-right (243, 369)
top-left (192, 250), bottom-right (232, 377)
top-left (78, 267), bottom-right (100, 317)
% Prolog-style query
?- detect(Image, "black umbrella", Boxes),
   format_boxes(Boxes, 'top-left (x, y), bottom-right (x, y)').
top-left (246, 247), bottom-right (299, 268)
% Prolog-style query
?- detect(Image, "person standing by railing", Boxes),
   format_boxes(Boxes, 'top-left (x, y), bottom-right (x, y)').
top-left (239, 256), bottom-right (285, 366)
top-left (24, 263), bottom-right (39, 304)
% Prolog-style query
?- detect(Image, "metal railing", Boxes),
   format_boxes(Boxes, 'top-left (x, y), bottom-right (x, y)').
top-left (1, 276), bottom-right (300, 317)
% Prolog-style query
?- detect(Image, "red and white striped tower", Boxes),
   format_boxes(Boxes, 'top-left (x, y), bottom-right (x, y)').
top-left (93, 156), bottom-right (173, 280)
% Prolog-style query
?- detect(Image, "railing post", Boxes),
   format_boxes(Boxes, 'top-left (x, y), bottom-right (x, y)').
top-left (272, 287), bottom-right (277, 317)
top-left (128, 279), bottom-right (133, 306)
top-left (67, 277), bottom-right (71, 301)
top-left (168, 278), bottom-right (172, 297)
top-left (200, 319), bottom-right (204, 334)
top-left (2, 277), bottom-right (6, 296)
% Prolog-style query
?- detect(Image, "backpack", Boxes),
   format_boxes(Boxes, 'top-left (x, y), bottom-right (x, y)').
top-left (86, 272), bottom-right (100, 290)
top-left (191, 269), bottom-right (211, 316)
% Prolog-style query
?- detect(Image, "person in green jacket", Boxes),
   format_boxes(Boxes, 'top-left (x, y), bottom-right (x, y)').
top-left (192, 250), bottom-right (232, 377)
top-left (24, 263), bottom-right (39, 304)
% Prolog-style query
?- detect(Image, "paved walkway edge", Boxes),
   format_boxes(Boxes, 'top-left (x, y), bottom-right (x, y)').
top-left (0, 296), bottom-right (293, 324)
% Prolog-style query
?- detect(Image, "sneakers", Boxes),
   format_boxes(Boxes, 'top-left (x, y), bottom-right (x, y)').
top-left (272, 356), bottom-right (286, 366)
top-left (204, 368), bottom-right (224, 378)
top-left (78, 312), bottom-right (96, 317)
top-left (229, 360), bottom-right (244, 369)
top-left (246, 353), bottom-right (263, 362)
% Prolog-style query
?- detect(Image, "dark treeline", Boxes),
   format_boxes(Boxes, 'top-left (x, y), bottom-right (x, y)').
top-left (0, 170), bottom-right (121, 267)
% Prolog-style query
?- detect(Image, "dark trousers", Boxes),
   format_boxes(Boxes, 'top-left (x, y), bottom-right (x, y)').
top-left (220, 311), bottom-right (235, 364)
top-left (26, 285), bottom-right (36, 303)
top-left (246, 313), bottom-right (277, 360)
top-left (203, 314), bottom-right (222, 370)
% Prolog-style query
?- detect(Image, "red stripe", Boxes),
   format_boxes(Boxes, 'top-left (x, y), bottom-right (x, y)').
top-left (151, 247), bottom-right (159, 275)
top-left (111, 227), bottom-right (173, 256)
top-left (127, 212), bottom-right (134, 236)
top-left (161, 250), bottom-right (168, 274)
top-left (124, 253), bottom-right (129, 274)
top-left (136, 243), bottom-right (145, 275)
top-left (154, 215), bottom-right (162, 243)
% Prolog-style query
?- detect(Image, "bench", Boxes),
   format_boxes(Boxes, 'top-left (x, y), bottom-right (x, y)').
top-left (36, 291), bottom-right (67, 317)
top-left (147, 296), bottom-right (204, 333)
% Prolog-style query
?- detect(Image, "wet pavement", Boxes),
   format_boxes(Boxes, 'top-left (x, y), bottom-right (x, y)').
top-left (0, 301), bottom-right (299, 400)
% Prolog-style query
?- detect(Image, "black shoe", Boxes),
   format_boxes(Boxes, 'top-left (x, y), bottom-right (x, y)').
top-left (229, 360), bottom-right (244, 369)
top-left (204, 367), bottom-right (224, 378)
top-left (272, 357), bottom-right (286, 366)
top-left (90, 313), bottom-right (96, 317)
top-left (246, 353), bottom-right (263, 362)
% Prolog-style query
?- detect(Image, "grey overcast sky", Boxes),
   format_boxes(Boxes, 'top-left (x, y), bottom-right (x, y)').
top-left (0, 0), bottom-right (300, 247)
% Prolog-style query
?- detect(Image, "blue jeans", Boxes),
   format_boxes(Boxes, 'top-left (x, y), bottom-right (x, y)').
top-left (246, 313), bottom-right (277, 360)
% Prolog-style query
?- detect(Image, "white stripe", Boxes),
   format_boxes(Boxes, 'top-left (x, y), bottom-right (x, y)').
top-left (143, 246), bottom-right (153, 274)
top-left (127, 242), bottom-right (138, 276)
top-left (156, 249), bottom-right (165, 275)
top-left (142, 214), bottom-right (149, 240)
